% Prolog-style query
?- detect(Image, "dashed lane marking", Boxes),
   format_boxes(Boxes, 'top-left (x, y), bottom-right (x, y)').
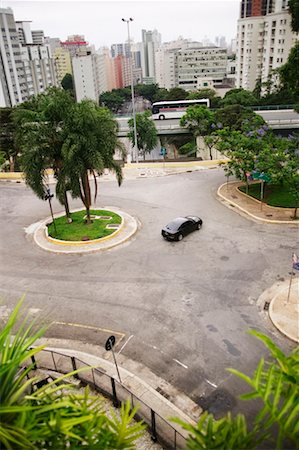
top-left (173, 358), bottom-right (188, 369)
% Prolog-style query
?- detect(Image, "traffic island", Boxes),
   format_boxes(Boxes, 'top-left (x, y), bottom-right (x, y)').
top-left (32, 207), bottom-right (138, 254)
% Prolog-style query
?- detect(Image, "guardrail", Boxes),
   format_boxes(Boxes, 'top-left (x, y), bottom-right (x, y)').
top-left (266, 118), bottom-right (299, 128)
top-left (30, 348), bottom-right (188, 450)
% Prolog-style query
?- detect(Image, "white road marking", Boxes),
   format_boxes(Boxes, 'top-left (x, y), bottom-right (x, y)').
top-left (173, 359), bottom-right (188, 369)
top-left (24, 222), bottom-right (43, 235)
top-left (28, 308), bottom-right (41, 314)
top-left (118, 334), bottom-right (134, 354)
top-left (205, 379), bottom-right (218, 388)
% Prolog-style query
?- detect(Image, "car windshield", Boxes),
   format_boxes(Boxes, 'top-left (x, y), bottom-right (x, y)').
top-left (166, 218), bottom-right (186, 231)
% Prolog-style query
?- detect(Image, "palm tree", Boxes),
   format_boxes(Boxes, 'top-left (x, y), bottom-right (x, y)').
top-left (62, 101), bottom-right (123, 223)
top-left (13, 88), bottom-right (75, 221)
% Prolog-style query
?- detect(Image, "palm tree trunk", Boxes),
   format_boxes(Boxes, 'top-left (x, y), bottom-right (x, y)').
top-left (64, 191), bottom-right (72, 223)
top-left (82, 170), bottom-right (92, 224)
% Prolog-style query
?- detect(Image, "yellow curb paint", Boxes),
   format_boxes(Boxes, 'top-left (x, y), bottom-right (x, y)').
top-left (54, 321), bottom-right (126, 346)
top-left (46, 215), bottom-right (124, 246)
top-left (124, 160), bottom-right (226, 169)
top-left (0, 172), bottom-right (24, 180)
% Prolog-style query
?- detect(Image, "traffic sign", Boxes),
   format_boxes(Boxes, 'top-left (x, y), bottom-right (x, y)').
top-left (105, 335), bottom-right (116, 351)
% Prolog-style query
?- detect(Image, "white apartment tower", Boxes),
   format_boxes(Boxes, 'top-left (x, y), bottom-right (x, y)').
top-left (0, 8), bottom-right (24, 106)
top-left (72, 51), bottom-right (100, 103)
top-left (155, 43), bottom-right (228, 91)
top-left (0, 8), bottom-right (57, 107)
top-left (236, 0), bottom-right (297, 91)
top-left (141, 29), bottom-right (161, 84)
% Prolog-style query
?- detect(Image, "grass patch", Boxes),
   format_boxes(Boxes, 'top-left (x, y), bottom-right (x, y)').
top-left (239, 183), bottom-right (296, 208)
top-left (47, 209), bottom-right (122, 241)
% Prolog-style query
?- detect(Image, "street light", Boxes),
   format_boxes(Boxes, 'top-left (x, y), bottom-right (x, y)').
top-left (122, 17), bottom-right (138, 164)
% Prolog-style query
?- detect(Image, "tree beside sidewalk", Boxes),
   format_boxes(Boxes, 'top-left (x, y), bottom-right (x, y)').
top-left (127, 110), bottom-right (158, 161)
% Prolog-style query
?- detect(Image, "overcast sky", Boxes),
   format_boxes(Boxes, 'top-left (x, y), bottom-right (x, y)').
top-left (2, 0), bottom-right (240, 48)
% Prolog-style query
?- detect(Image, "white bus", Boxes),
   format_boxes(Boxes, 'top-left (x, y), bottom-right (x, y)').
top-left (151, 98), bottom-right (210, 120)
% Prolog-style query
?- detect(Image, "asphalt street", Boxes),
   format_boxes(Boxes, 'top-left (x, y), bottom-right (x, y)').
top-left (0, 168), bottom-right (297, 419)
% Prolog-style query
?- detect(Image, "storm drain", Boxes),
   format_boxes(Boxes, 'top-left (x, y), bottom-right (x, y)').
top-left (156, 386), bottom-right (170, 400)
top-left (264, 301), bottom-right (270, 311)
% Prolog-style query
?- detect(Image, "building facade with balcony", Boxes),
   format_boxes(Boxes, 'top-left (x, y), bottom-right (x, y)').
top-left (155, 43), bottom-right (228, 91)
top-left (0, 7), bottom-right (57, 107)
top-left (236, 0), bottom-right (297, 91)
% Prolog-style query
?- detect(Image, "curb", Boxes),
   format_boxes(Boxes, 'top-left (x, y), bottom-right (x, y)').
top-left (217, 182), bottom-right (299, 225)
top-left (33, 208), bottom-right (138, 254)
top-left (268, 280), bottom-right (299, 343)
top-left (45, 209), bottom-right (124, 246)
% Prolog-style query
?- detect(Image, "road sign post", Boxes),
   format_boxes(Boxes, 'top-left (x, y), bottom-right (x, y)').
top-left (105, 335), bottom-right (122, 383)
top-left (44, 188), bottom-right (57, 235)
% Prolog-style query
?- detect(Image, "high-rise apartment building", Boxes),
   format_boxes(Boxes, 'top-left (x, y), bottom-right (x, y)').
top-left (0, 7), bottom-right (25, 106)
top-left (97, 47), bottom-right (116, 93)
top-left (236, 0), bottom-right (297, 90)
top-left (155, 43), bottom-right (228, 91)
top-left (0, 7), bottom-right (57, 107)
top-left (140, 29), bottom-right (161, 83)
top-left (72, 50), bottom-right (100, 103)
top-left (54, 47), bottom-right (72, 84)
top-left (61, 35), bottom-right (88, 57)
top-left (111, 42), bottom-right (130, 58)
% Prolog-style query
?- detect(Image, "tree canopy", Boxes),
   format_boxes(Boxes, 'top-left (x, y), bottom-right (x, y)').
top-left (288, 0), bottom-right (299, 32)
top-left (13, 88), bottom-right (123, 222)
top-left (127, 110), bottom-right (158, 160)
top-left (61, 73), bottom-right (74, 93)
top-left (279, 41), bottom-right (299, 98)
top-left (221, 88), bottom-right (258, 107)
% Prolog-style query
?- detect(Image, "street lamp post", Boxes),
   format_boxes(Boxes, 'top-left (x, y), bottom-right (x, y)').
top-left (122, 17), bottom-right (138, 164)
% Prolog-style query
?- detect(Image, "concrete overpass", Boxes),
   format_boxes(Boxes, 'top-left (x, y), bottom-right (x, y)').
top-left (117, 109), bottom-right (299, 137)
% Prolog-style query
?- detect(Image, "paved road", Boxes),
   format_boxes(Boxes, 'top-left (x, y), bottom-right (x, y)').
top-left (0, 169), bottom-right (296, 419)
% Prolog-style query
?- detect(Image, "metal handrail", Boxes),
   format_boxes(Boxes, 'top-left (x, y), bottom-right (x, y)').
top-left (31, 348), bottom-right (188, 449)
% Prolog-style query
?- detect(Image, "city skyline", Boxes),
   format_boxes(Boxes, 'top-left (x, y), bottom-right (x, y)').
top-left (2, 0), bottom-right (240, 48)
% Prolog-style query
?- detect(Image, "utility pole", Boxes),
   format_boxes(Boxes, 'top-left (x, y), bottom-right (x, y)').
top-left (122, 17), bottom-right (138, 164)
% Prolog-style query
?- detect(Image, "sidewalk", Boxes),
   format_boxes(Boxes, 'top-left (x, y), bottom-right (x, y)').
top-left (0, 160), bottom-right (224, 184)
top-left (35, 337), bottom-right (201, 447)
top-left (217, 180), bottom-right (299, 224)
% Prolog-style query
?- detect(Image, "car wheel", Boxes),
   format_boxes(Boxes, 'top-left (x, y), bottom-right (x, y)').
top-left (196, 223), bottom-right (201, 230)
top-left (177, 234), bottom-right (183, 241)
top-left (159, 114), bottom-right (165, 120)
